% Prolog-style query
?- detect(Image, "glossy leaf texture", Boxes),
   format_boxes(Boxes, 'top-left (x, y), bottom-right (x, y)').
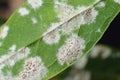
top-left (0, 0), bottom-right (120, 80)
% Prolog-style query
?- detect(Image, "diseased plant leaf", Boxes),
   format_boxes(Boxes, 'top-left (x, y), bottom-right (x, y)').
top-left (0, 0), bottom-right (120, 80)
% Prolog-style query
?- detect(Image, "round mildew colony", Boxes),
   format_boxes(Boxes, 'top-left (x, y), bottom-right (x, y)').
top-left (96, 1), bottom-right (105, 7)
top-left (0, 47), bottom-right (30, 72)
top-left (31, 17), bottom-right (38, 24)
top-left (43, 29), bottom-right (60, 45)
top-left (0, 25), bottom-right (9, 39)
top-left (27, 0), bottom-right (43, 9)
top-left (0, 54), bottom-right (48, 80)
top-left (57, 34), bottom-right (85, 65)
top-left (18, 57), bottom-right (48, 80)
top-left (9, 45), bottom-right (16, 52)
top-left (18, 7), bottom-right (30, 16)
top-left (114, 0), bottom-right (120, 4)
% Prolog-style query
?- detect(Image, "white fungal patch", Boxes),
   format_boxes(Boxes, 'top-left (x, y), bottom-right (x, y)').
top-left (57, 34), bottom-right (85, 65)
top-left (0, 52), bottom-right (14, 65)
top-left (114, 0), bottom-right (120, 4)
top-left (42, 0), bottom-right (99, 36)
top-left (16, 47), bottom-right (31, 60)
top-left (54, 0), bottom-right (86, 22)
top-left (9, 45), bottom-right (16, 52)
top-left (44, 0), bottom-right (100, 41)
top-left (31, 17), bottom-right (38, 24)
top-left (54, 0), bottom-right (98, 24)
top-left (82, 8), bottom-right (98, 24)
top-left (96, 28), bottom-right (101, 33)
top-left (96, 1), bottom-right (105, 7)
top-left (27, 0), bottom-right (43, 9)
top-left (18, 57), bottom-right (48, 80)
top-left (74, 56), bottom-right (88, 69)
top-left (0, 25), bottom-right (9, 39)
top-left (0, 47), bottom-right (30, 67)
top-left (9, 47), bottom-right (31, 66)
top-left (43, 29), bottom-right (60, 45)
top-left (18, 7), bottom-right (30, 16)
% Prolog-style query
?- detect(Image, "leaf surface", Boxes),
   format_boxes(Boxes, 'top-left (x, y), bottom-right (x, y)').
top-left (0, 0), bottom-right (120, 80)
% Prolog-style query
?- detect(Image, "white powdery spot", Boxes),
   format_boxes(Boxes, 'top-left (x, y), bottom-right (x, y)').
top-left (96, 1), bottom-right (105, 7)
top-left (74, 56), bottom-right (88, 69)
top-left (57, 34), bottom-right (85, 65)
top-left (51, 0), bottom-right (99, 35)
top-left (0, 25), bottom-right (9, 39)
top-left (8, 47), bottom-right (31, 66)
top-left (18, 7), bottom-right (30, 16)
top-left (96, 28), bottom-right (101, 33)
top-left (31, 17), bottom-right (38, 24)
top-left (18, 57), bottom-right (48, 80)
top-left (114, 0), bottom-right (120, 4)
top-left (9, 45), bottom-right (16, 52)
top-left (82, 8), bottom-right (98, 24)
top-left (17, 47), bottom-right (31, 60)
top-left (54, 0), bottom-right (86, 22)
top-left (0, 64), bottom-right (5, 71)
top-left (43, 29), bottom-right (60, 45)
top-left (0, 47), bottom-right (30, 67)
top-left (0, 52), bottom-right (14, 65)
top-left (60, 14), bottom-right (85, 34)
top-left (27, 0), bottom-right (43, 9)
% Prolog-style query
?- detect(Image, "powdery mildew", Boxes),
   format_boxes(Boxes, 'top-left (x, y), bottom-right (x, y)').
top-left (54, 0), bottom-right (86, 21)
top-left (18, 57), bottom-right (48, 80)
top-left (0, 25), bottom-right (9, 39)
top-left (57, 34), bottom-right (85, 65)
top-left (31, 17), bottom-right (38, 24)
top-left (43, 29), bottom-right (60, 45)
top-left (18, 7), bottom-right (30, 16)
top-left (54, 0), bottom-right (99, 24)
top-left (96, 1), bottom-right (105, 7)
top-left (9, 45), bottom-right (16, 52)
top-left (27, 0), bottom-right (43, 9)
top-left (0, 47), bottom-right (30, 68)
top-left (82, 8), bottom-right (98, 24)
top-left (114, 0), bottom-right (120, 4)
top-left (96, 28), bottom-right (101, 33)
top-left (16, 47), bottom-right (30, 60)
top-left (43, 0), bottom-right (99, 42)
top-left (0, 47), bottom-right (31, 79)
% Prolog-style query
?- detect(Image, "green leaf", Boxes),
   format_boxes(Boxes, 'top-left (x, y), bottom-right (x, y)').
top-left (0, 0), bottom-right (120, 80)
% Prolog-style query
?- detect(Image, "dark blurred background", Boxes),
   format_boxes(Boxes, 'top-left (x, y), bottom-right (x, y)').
top-left (98, 13), bottom-right (120, 49)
